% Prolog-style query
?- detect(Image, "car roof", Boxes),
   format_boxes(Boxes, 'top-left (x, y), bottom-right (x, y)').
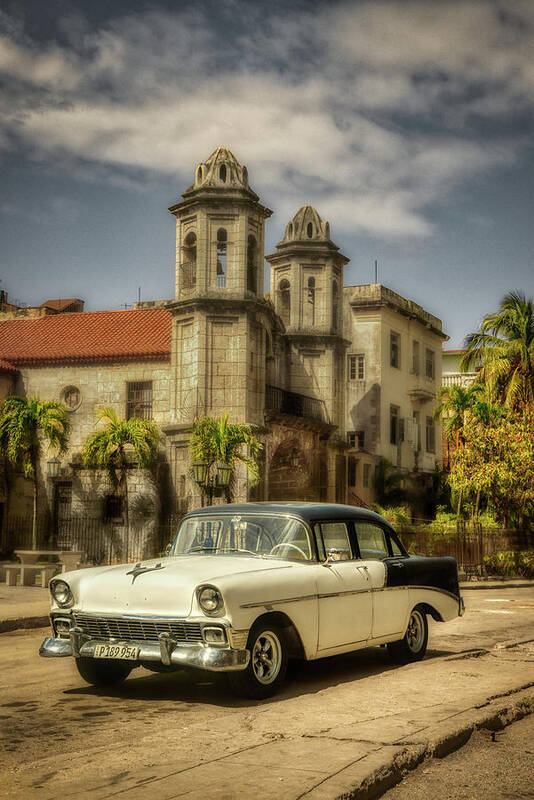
top-left (182, 502), bottom-right (393, 527)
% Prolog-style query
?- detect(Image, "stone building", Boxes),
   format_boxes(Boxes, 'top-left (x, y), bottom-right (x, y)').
top-left (344, 285), bottom-right (446, 506)
top-left (0, 147), bottom-right (445, 554)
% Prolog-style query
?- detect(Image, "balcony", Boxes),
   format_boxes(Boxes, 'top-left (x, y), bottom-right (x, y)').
top-left (265, 385), bottom-right (327, 424)
top-left (442, 372), bottom-right (477, 388)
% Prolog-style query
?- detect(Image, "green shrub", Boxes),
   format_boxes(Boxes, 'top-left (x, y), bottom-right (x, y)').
top-left (374, 504), bottom-right (411, 527)
top-left (483, 550), bottom-right (534, 578)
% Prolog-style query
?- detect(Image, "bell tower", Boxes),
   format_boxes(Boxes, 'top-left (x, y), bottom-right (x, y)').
top-left (266, 206), bottom-right (349, 428)
top-left (167, 147), bottom-right (275, 441)
top-left (169, 147), bottom-right (272, 300)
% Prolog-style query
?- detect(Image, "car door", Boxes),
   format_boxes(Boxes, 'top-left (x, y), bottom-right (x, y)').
top-left (315, 521), bottom-right (372, 651)
top-left (353, 520), bottom-right (409, 640)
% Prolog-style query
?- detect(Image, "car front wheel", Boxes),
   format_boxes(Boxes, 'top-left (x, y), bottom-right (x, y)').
top-left (387, 606), bottom-right (428, 663)
top-left (75, 657), bottom-right (134, 687)
top-left (228, 622), bottom-right (288, 699)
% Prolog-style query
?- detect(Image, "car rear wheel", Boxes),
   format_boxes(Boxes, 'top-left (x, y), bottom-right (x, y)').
top-left (387, 606), bottom-right (428, 663)
top-left (227, 622), bottom-right (288, 699)
top-left (75, 656), bottom-right (134, 687)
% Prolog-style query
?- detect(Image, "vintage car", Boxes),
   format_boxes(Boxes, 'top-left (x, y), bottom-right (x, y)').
top-left (40, 503), bottom-right (464, 698)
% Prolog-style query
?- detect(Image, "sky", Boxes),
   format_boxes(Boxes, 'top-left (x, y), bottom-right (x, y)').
top-left (1, 0), bottom-right (533, 348)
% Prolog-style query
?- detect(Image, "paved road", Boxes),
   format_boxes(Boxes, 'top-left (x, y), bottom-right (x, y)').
top-left (384, 712), bottom-right (534, 799)
top-left (1, 587), bottom-right (533, 799)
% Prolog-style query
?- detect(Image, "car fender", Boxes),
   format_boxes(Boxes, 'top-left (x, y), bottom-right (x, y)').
top-left (216, 564), bottom-right (319, 659)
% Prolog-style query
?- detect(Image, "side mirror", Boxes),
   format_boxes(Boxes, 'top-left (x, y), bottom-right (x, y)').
top-left (165, 542), bottom-right (172, 555)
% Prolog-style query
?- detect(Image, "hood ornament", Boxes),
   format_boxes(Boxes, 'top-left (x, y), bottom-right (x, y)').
top-left (127, 562), bottom-right (165, 584)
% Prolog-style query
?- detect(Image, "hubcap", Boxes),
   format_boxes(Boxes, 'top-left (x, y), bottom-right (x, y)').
top-left (251, 631), bottom-right (282, 685)
top-left (406, 610), bottom-right (425, 653)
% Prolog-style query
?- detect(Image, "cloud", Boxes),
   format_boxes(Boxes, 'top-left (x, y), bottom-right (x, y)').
top-left (0, 1), bottom-right (531, 239)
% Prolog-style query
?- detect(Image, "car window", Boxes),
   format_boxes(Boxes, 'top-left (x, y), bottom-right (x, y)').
top-left (171, 514), bottom-right (313, 561)
top-left (320, 522), bottom-right (353, 561)
top-left (354, 522), bottom-right (389, 560)
top-left (390, 536), bottom-right (403, 556)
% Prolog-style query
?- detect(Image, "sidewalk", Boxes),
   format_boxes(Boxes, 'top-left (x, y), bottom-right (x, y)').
top-left (1, 579), bottom-right (534, 633)
top-left (0, 585), bottom-right (50, 632)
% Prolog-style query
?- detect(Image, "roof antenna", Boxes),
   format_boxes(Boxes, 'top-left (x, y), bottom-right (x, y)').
top-left (374, 259), bottom-right (378, 284)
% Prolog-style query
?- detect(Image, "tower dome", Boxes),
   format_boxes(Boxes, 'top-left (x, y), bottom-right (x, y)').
top-left (281, 206), bottom-right (331, 244)
top-left (189, 146), bottom-right (250, 192)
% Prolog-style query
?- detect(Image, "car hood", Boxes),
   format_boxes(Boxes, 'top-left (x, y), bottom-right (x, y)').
top-left (61, 555), bottom-right (298, 617)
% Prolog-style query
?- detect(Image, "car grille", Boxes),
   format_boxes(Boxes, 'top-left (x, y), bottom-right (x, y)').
top-left (73, 613), bottom-right (203, 644)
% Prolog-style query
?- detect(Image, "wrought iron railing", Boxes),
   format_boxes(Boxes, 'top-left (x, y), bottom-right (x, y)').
top-left (180, 261), bottom-right (196, 293)
top-left (265, 385), bottom-right (327, 423)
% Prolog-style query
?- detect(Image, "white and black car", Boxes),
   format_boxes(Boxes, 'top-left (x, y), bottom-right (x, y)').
top-left (41, 503), bottom-right (464, 698)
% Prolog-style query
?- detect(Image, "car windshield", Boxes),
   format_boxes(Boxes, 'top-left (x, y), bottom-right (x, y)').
top-left (171, 514), bottom-right (314, 561)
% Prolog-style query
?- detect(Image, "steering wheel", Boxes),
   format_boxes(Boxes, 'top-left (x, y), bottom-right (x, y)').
top-left (269, 542), bottom-right (308, 560)
top-left (256, 529), bottom-right (275, 550)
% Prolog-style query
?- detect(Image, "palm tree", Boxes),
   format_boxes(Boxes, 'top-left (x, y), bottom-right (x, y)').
top-left (461, 291), bottom-right (534, 409)
top-left (189, 413), bottom-right (262, 503)
top-left (82, 408), bottom-right (160, 561)
top-left (434, 383), bottom-right (485, 450)
top-left (0, 397), bottom-right (70, 549)
top-left (373, 458), bottom-right (406, 508)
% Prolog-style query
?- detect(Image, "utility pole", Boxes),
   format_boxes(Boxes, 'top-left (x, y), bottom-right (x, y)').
top-left (374, 259), bottom-right (378, 284)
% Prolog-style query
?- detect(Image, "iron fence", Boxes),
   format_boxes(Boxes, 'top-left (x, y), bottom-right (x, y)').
top-left (398, 526), bottom-right (534, 572)
top-left (1, 515), bottom-right (182, 565)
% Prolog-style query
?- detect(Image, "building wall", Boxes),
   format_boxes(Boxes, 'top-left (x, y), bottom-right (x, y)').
top-left (344, 284), bottom-right (444, 505)
top-left (442, 350), bottom-right (479, 387)
top-left (7, 359), bottom-right (171, 526)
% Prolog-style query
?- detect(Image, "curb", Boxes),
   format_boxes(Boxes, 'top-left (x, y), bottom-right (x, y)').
top-left (304, 687), bottom-right (534, 799)
top-left (459, 581), bottom-right (534, 590)
top-left (0, 615), bottom-right (49, 634)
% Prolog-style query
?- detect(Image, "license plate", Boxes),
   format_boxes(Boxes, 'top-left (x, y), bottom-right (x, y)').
top-left (93, 643), bottom-right (139, 660)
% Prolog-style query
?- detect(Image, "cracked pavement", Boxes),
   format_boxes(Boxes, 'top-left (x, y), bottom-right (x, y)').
top-left (1, 586), bottom-right (533, 799)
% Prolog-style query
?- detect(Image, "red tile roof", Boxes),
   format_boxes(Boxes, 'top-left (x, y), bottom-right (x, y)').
top-left (39, 298), bottom-right (83, 311)
top-left (0, 309), bottom-right (172, 366)
top-left (0, 358), bottom-right (18, 374)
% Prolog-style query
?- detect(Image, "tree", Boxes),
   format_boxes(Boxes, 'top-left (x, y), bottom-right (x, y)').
top-left (434, 383), bottom-right (485, 449)
top-left (373, 458), bottom-right (406, 508)
top-left (189, 413), bottom-right (262, 503)
top-left (461, 291), bottom-right (534, 410)
top-left (448, 409), bottom-right (534, 528)
top-left (82, 408), bottom-right (160, 560)
top-left (0, 397), bottom-right (70, 549)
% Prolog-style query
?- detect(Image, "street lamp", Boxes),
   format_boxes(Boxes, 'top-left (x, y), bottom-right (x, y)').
top-left (47, 456), bottom-right (61, 479)
top-left (216, 462), bottom-right (232, 488)
top-left (191, 460), bottom-right (232, 506)
top-left (191, 460), bottom-right (209, 486)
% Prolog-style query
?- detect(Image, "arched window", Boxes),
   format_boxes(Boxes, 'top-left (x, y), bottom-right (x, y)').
top-left (196, 166), bottom-right (204, 184)
top-left (182, 232), bottom-right (197, 290)
top-left (279, 279), bottom-right (290, 326)
top-left (307, 277), bottom-right (315, 326)
top-left (307, 222), bottom-right (313, 238)
top-left (288, 223), bottom-right (293, 238)
top-left (219, 164), bottom-right (227, 183)
top-left (216, 228), bottom-right (227, 287)
top-left (247, 235), bottom-right (257, 294)
top-left (332, 280), bottom-right (339, 331)
top-left (242, 166), bottom-right (248, 185)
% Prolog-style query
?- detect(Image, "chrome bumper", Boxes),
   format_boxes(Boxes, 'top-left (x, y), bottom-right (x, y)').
top-left (39, 633), bottom-right (249, 672)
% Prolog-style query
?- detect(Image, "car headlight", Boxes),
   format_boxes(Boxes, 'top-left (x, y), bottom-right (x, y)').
top-left (50, 579), bottom-right (74, 608)
top-left (197, 585), bottom-right (224, 615)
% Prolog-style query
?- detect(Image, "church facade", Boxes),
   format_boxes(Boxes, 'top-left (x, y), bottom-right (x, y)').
top-left (0, 147), bottom-right (445, 550)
